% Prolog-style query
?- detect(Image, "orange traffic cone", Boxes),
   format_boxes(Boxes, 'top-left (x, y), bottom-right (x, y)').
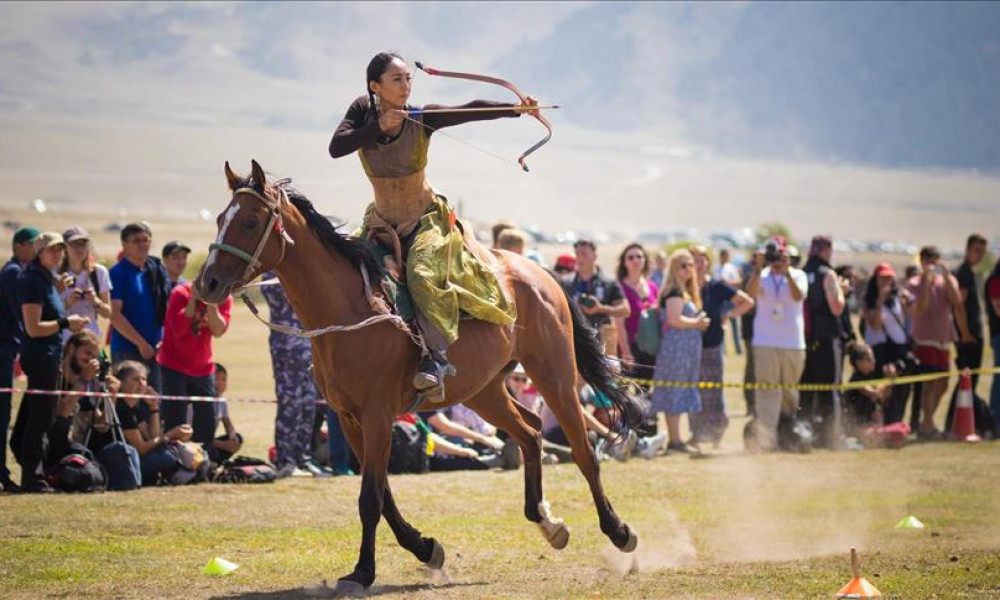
top-left (836, 547), bottom-right (882, 598)
top-left (951, 372), bottom-right (981, 443)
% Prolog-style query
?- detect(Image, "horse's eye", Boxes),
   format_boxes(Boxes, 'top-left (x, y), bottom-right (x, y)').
top-left (244, 218), bottom-right (260, 231)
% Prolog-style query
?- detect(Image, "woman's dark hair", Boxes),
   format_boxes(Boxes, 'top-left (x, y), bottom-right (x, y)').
top-left (846, 341), bottom-right (873, 369)
top-left (366, 51), bottom-right (404, 116)
top-left (616, 243), bottom-right (649, 281)
top-left (863, 274), bottom-right (898, 310)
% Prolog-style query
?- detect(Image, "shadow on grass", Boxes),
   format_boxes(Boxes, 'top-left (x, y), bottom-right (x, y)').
top-left (211, 580), bottom-right (488, 599)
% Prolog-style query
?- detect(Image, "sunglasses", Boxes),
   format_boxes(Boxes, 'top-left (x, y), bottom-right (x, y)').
top-left (679, 262), bottom-right (693, 270)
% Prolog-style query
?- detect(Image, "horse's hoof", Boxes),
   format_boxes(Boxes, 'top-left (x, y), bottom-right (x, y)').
top-left (425, 539), bottom-right (446, 570)
top-left (547, 522), bottom-right (570, 550)
top-left (332, 578), bottom-right (368, 598)
top-left (618, 528), bottom-right (638, 553)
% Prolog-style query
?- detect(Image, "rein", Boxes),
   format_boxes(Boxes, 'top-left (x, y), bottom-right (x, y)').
top-left (210, 181), bottom-right (420, 346)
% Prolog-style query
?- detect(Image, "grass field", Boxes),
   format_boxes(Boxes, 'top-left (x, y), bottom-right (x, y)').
top-left (2, 301), bottom-right (999, 599)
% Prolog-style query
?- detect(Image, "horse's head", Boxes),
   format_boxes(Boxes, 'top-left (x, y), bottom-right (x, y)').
top-left (194, 159), bottom-right (293, 304)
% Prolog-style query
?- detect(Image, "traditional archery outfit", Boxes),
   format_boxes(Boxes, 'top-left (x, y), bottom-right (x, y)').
top-left (329, 96), bottom-right (519, 387)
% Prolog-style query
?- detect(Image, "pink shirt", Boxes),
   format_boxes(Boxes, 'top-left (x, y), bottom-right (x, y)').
top-left (905, 274), bottom-right (956, 344)
top-left (157, 282), bottom-right (232, 377)
top-left (620, 278), bottom-right (659, 344)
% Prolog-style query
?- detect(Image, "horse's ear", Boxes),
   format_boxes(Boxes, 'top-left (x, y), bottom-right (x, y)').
top-left (224, 161), bottom-right (241, 191)
top-left (250, 159), bottom-right (266, 189)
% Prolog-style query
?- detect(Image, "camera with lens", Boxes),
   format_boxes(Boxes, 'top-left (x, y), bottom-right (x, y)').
top-left (579, 294), bottom-right (597, 308)
top-left (98, 354), bottom-right (112, 381)
top-left (763, 241), bottom-right (783, 264)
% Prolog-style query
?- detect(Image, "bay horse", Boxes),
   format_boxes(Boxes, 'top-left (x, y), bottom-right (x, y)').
top-left (194, 160), bottom-right (643, 595)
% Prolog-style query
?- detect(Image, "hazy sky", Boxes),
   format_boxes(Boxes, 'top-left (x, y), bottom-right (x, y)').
top-left (1, 1), bottom-right (998, 246)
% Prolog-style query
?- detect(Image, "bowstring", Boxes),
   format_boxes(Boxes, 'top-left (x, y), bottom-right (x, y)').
top-left (400, 110), bottom-right (519, 168)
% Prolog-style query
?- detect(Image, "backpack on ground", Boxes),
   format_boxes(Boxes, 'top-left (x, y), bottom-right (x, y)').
top-left (167, 440), bottom-right (210, 485)
top-left (214, 456), bottom-right (277, 484)
top-left (388, 420), bottom-right (429, 475)
top-left (48, 453), bottom-right (107, 493)
top-left (91, 396), bottom-right (141, 491)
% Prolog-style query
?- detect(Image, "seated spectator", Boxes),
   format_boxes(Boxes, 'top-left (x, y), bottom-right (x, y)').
top-left (208, 363), bottom-right (243, 464)
top-left (45, 372), bottom-right (121, 474)
top-left (419, 408), bottom-right (516, 469)
top-left (843, 343), bottom-right (892, 436)
top-left (496, 228), bottom-right (529, 255)
top-left (58, 330), bottom-right (114, 456)
top-left (157, 280), bottom-right (232, 447)
top-left (60, 227), bottom-right (113, 343)
top-left (113, 361), bottom-right (193, 486)
top-left (401, 412), bottom-right (508, 472)
top-left (161, 240), bottom-right (191, 292)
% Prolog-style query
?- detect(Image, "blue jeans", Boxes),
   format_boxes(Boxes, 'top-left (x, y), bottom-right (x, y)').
top-left (991, 334), bottom-right (1000, 435)
top-left (0, 343), bottom-right (17, 481)
top-left (140, 446), bottom-right (179, 486)
top-left (325, 407), bottom-right (351, 472)
top-left (160, 366), bottom-right (217, 447)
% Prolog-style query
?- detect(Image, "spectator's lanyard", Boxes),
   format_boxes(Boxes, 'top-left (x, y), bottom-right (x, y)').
top-left (770, 274), bottom-right (786, 321)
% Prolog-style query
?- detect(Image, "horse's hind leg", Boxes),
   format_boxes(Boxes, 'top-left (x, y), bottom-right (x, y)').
top-left (465, 379), bottom-right (570, 550)
top-left (521, 356), bottom-right (637, 553)
top-left (339, 415), bottom-right (443, 568)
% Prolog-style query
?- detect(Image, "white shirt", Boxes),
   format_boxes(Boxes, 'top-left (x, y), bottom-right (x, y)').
top-left (752, 266), bottom-right (809, 350)
top-left (61, 264), bottom-right (112, 342)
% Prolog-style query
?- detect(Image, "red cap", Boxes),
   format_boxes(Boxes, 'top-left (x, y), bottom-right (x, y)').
top-left (873, 262), bottom-right (896, 278)
top-left (555, 254), bottom-right (576, 270)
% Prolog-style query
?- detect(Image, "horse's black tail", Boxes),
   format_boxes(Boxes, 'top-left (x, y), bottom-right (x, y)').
top-left (565, 289), bottom-right (646, 441)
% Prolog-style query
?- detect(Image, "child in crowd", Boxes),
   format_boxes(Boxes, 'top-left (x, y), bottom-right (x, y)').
top-left (209, 363), bottom-right (243, 463)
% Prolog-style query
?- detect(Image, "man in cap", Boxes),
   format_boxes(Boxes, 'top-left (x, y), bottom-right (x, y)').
top-left (745, 236), bottom-right (810, 451)
top-left (561, 239), bottom-right (629, 350)
top-left (0, 227), bottom-right (39, 491)
top-left (161, 240), bottom-right (191, 293)
top-left (800, 235), bottom-right (847, 449)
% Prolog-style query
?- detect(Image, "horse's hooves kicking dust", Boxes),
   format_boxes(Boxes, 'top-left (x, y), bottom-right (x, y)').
top-left (619, 528), bottom-right (639, 553)
top-left (537, 500), bottom-right (571, 549)
top-left (426, 538), bottom-right (446, 570)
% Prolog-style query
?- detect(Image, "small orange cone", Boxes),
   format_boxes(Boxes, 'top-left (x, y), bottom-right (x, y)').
top-left (951, 372), bottom-right (981, 443)
top-left (836, 547), bottom-right (882, 598)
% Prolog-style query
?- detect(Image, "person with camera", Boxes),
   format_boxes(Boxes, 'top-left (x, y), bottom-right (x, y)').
top-left (562, 239), bottom-right (629, 352)
top-left (14, 232), bottom-right (90, 492)
top-left (59, 227), bottom-right (112, 343)
top-left (800, 235), bottom-right (847, 449)
top-left (862, 263), bottom-right (914, 425)
top-left (745, 236), bottom-right (809, 452)
top-left (0, 226), bottom-right (40, 492)
top-left (905, 246), bottom-right (973, 441)
top-left (113, 360), bottom-right (193, 485)
top-left (650, 249), bottom-right (711, 454)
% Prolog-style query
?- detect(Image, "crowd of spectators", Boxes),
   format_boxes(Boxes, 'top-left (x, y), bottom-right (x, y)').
top-left (1, 220), bottom-right (998, 493)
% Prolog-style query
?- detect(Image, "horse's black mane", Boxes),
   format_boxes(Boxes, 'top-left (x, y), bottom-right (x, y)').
top-left (237, 175), bottom-right (383, 284)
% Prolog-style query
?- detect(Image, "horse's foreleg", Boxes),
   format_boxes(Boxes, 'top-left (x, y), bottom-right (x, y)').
top-left (336, 410), bottom-right (393, 592)
top-left (340, 412), bottom-right (441, 568)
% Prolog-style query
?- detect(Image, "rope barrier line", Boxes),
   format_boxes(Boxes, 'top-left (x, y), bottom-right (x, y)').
top-left (620, 366), bottom-right (1000, 392)
top-left (2, 367), bottom-right (996, 404)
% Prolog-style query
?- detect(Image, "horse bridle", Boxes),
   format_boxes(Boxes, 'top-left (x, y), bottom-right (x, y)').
top-left (208, 184), bottom-right (295, 288)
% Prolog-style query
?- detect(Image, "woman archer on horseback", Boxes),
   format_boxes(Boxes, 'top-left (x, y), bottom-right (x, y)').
top-left (329, 51), bottom-right (539, 397)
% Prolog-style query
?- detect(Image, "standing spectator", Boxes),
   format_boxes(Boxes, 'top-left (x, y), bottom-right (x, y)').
top-left (15, 232), bottom-right (89, 491)
top-left (984, 254), bottom-right (1000, 438)
top-left (740, 249), bottom-right (764, 416)
top-left (208, 363), bottom-right (243, 464)
top-left (491, 220), bottom-right (518, 249)
top-left (161, 240), bottom-right (191, 293)
top-left (562, 239), bottom-right (629, 352)
top-left (157, 281), bottom-right (232, 446)
top-left (945, 234), bottom-right (987, 431)
top-left (59, 227), bottom-right (112, 343)
top-left (716, 248), bottom-right (744, 355)
top-left (614, 243), bottom-right (658, 381)
top-left (649, 250), bottom-right (667, 289)
top-left (689, 245), bottom-right (754, 448)
top-left (905, 246), bottom-right (973, 440)
top-left (862, 263), bottom-right (915, 425)
top-left (800, 235), bottom-right (847, 449)
top-left (746, 237), bottom-right (809, 452)
top-left (109, 222), bottom-right (170, 391)
top-left (496, 229), bottom-right (529, 255)
top-left (260, 270), bottom-right (325, 478)
top-left (0, 226), bottom-right (38, 492)
top-left (553, 253), bottom-right (576, 277)
top-left (650, 249), bottom-right (710, 454)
